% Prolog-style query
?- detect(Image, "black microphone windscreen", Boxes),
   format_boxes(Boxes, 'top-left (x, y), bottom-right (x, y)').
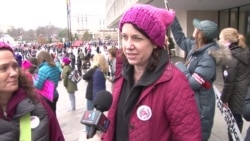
top-left (93, 90), bottom-right (112, 112)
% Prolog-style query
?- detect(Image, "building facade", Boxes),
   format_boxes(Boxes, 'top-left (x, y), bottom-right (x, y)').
top-left (105, 0), bottom-right (250, 57)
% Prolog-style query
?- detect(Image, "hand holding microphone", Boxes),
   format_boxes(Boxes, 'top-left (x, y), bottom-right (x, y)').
top-left (80, 90), bottom-right (113, 139)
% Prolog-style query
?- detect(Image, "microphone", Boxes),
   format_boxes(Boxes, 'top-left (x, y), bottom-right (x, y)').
top-left (80, 90), bottom-right (113, 139)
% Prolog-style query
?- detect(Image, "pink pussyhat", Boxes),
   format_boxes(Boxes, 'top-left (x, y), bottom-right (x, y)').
top-left (22, 60), bottom-right (33, 70)
top-left (0, 41), bottom-right (14, 54)
top-left (119, 4), bottom-right (175, 47)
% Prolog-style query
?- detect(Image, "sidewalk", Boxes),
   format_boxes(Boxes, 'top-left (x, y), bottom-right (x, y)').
top-left (56, 56), bottom-right (249, 141)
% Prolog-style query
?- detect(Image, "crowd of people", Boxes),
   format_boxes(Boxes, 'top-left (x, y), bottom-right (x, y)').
top-left (0, 3), bottom-right (250, 141)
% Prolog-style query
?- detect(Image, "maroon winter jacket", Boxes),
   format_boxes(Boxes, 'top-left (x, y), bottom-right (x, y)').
top-left (102, 63), bottom-right (202, 141)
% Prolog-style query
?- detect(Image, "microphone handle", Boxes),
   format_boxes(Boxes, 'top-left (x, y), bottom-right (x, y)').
top-left (86, 126), bottom-right (97, 139)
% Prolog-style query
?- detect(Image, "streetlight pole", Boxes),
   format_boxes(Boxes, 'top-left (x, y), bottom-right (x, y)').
top-left (66, 0), bottom-right (72, 46)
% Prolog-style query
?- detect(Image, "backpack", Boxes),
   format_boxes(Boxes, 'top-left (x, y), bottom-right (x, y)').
top-left (68, 70), bottom-right (81, 83)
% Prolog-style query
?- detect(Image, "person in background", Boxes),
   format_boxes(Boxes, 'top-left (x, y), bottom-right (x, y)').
top-left (83, 54), bottom-right (109, 111)
top-left (15, 52), bottom-right (22, 67)
top-left (102, 4), bottom-right (201, 141)
top-left (69, 52), bottom-right (76, 70)
top-left (28, 57), bottom-right (39, 75)
top-left (34, 51), bottom-right (61, 113)
top-left (76, 53), bottom-right (83, 76)
top-left (170, 13), bottom-right (218, 140)
top-left (53, 56), bottom-right (63, 80)
top-left (91, 54), bottom-right (109, 99)
top-left (217, 28), bottom-right (250, 141)
top-left (82, 56), bottom-right (91, 73)
top-left (83, 53), bottom-right (109, 132)
top-left (107, 47), bottom-right (117, 89)
top-left (21, 60), bottom-right (33, 82)
top-left (0, 42), bottom-right (65, 141)
top-left (61, 57), bottom-right (78, 111)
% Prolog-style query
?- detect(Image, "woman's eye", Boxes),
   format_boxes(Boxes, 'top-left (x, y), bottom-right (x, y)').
top-left (134, 37), bottom-right (142, 41)
top-left (121, 35), bottom-right (128, 40)
top-left (0, 66), bottom-right (7, 71)
top-left (13, 64), bottom-right (18, 70)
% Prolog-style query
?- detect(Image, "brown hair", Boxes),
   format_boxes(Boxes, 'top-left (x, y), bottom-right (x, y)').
top-left (18, 66), bottom-right (39, 103)
top-left (28, 57), bottom-right (38, 74)
top-left (37, 51), bottom-right (56, 67)
top-left (194, 30), bottom-right (213, 50)
top-left (107, 47), bottom-right (117, 58)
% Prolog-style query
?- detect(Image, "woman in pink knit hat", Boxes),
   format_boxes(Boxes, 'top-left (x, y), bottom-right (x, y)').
top-left (101, 4), bottom-right (201, 141)
top-left (21, 60), bottom-right (33, 82)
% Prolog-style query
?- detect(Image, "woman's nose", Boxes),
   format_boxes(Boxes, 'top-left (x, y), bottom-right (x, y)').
top-left (9, 67), bottom-right (18, 76)
top-left (123, 39), bottom-right (134, 49)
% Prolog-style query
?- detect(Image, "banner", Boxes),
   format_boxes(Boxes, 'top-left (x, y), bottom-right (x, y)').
top-left (213, 85), bottom-right (243, 141)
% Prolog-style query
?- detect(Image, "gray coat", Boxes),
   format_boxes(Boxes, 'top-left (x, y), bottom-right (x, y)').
top-left (0, 98), bottom-right (49, 141)
top-left (171, 17), bottom-right (218, 141)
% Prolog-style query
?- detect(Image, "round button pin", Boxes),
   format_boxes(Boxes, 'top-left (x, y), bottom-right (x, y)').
top-left (30, 116), bottom-right (40, 129)
top-left (136, 105), bottom-right (152, 121)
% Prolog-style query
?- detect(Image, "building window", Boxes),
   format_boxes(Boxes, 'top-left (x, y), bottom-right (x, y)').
top-left (219, 4), bottom-right (250, 47)
top-left (239, 5), bottom-right (250, 47)
top-left (219, 9), bottom-right (229, 30)
top-left (230, 8), bottom-right (238, 28)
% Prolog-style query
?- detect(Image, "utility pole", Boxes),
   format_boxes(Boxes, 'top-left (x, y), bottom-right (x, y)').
top-left (66, 0), bottom-right (72, 45)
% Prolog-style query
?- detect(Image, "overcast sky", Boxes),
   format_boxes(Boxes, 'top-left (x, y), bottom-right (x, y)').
top-left (0, 0), bottom-right (106, 30)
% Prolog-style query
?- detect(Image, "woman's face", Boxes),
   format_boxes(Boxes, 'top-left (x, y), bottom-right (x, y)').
top-left (192, 28), bottom-right (199, 38)
top-left (0, 50), bottom-right (19, 94)
top-left (121, 23), bottom-right (155, 68)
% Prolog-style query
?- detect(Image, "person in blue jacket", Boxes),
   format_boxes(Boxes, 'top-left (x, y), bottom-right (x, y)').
top-left (171, 17), bottom-right (219, 141)
top-left (34, 51), bottom-right (61, 113)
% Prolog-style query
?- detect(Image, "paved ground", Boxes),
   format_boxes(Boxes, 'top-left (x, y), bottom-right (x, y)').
top-left (56, 56), bottom-right (250, 141)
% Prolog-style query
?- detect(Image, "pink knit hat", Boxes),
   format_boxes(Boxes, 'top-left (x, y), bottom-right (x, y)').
top-left (119, 4), bottom-right (175, 47)
top-left (22, 60), bottom-right (33, 70)
top-left (62, 57), bottom-right (71, 65)
top-left (0, 41), bottom-right (14, 54)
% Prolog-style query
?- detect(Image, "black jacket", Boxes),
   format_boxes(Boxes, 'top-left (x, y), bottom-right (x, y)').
top-left (221, 44), bottom-right (250, 114)
top-left (82, 67), bottom-right (97, 100)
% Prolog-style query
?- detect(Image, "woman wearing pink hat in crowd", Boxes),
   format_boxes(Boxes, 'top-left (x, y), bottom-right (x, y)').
top-left (22, 60), bottom-right (33, 82)
top-left (61, 57), bottom-right (78, 111)
top-left (0, 42), bottom-right (65, 141)
top-left (102, 4), bottom-right (201, 141)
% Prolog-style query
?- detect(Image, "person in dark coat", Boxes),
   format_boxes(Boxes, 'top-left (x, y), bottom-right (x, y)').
top-left (82, 54), bottom-right (109, 132)
top-left (217, 28), bottom-right (250, 141)
top-left (171, 15), bottom-right (219, 141)
top-left (69, 52), bottom-right (76, 70)
top-left (76, 55), bottom-right (82, 76)
top-left (15, 52), bottom-right (22, 67)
